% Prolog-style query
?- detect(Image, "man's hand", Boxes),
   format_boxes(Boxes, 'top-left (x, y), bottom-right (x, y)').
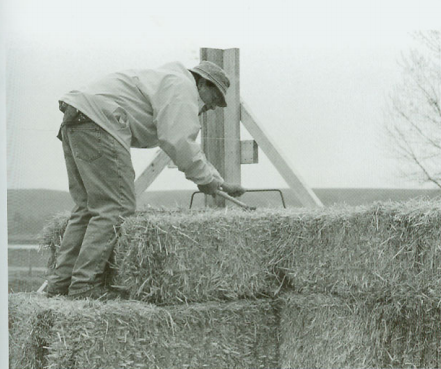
top-left (220, 183), bottom-right (246, 198)
top-left (198, 179), bottom-right (222, 196)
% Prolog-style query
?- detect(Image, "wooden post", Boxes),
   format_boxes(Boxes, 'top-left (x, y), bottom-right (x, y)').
top-left (200, 48), bottom-right (241, 207)
top-left (133, 48), bottom-right (322, 210)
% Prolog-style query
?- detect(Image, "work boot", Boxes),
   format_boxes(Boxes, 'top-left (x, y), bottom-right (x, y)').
top-left (67, 285), bottom-right (129, 301)
top-left (46, 284), bottom-right (69, 298)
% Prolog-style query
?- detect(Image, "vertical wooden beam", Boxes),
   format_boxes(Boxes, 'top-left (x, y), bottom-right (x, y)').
top-left (200, 48), bottom-right (241, 207)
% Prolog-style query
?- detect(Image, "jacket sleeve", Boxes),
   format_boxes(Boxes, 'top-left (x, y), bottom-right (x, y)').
top-left (151, 77), bottom-right (224, 185)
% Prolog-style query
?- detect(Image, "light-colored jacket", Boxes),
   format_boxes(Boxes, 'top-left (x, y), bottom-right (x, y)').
top-left (60, 62), bottom-right (223, 186)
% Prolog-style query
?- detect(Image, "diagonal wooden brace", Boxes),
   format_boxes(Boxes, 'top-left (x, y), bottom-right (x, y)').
top-left (241, 100), bottom-right (323, 208)
top-left (134, 149), bottom-right (171, 198)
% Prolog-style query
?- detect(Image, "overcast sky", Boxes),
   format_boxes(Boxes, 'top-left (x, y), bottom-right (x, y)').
top-left (3, 0), bottom-right (441, 195)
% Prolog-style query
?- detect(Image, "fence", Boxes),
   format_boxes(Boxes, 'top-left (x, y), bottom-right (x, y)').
top-left (8, 245), bottom-right (49, 275)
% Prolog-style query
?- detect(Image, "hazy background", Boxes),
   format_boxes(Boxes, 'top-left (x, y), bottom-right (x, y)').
top-left (4, 0), bottom-right (441, 195)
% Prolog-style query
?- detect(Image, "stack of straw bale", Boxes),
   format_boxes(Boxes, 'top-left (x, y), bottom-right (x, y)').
top-left (9, 293), bottom-right (278, 369)
top-left (280, 293), bottom-right (441, 368)
top-left (39, 201), bottom-right (441, 305)
top-left (8, 199), bottom-right (441, 368)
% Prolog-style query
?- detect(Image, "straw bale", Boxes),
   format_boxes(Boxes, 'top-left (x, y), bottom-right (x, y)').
top-left (38, 211), bottom-right (70, 271)
top-left (272, 200), bottom-right (441, 299)
top-left (279, 293), bottom-right (370, 368)
top-left (9, 292), bottom-right (278, 369)
top-left (280, 292), bottom-right (441, 369)
top-left (39, 200), bottom-right (441, 305)
top-left (9, 293), bottom-right (56, 369)
top-left (113, 209), bottom-right (284, 304)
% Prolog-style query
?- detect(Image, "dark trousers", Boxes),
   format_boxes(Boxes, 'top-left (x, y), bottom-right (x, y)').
top-left (48, 112), bottom-right (136, 296)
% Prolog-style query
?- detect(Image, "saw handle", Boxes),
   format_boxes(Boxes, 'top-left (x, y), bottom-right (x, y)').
top-left (215, 190), bottom-right (256, 210)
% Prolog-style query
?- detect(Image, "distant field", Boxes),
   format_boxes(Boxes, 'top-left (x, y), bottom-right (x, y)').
top-left (8, 246), bottom-right (50, 292)
top-left (8, 270), bottom-right (47, 293)
top-left (139, 188), bottom-right (441, 208)
top-left (8, 247), bottom-right (49, 268)
top-left (7, 188), bottom-right (441, 243)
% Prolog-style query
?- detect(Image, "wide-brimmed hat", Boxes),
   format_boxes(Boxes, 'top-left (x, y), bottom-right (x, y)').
top-left (190, 61), bottom-right (230, 107)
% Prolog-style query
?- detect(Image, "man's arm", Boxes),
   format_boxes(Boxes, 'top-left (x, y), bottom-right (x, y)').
top-left (153, 78), bottom-right (223, 186)
top-left (153, 77), bottom-right (245, 197)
